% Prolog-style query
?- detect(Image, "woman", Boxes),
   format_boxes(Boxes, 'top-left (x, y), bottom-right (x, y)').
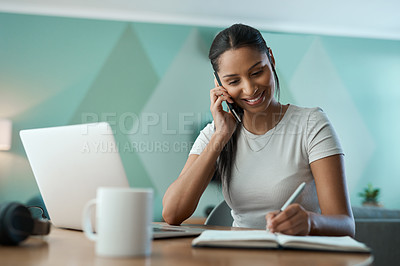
top-left (162, 24), bottom-right (355, 236)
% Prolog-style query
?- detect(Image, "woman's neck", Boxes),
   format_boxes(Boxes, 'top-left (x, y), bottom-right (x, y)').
top-left (242, 101), bottom-right (283, 135)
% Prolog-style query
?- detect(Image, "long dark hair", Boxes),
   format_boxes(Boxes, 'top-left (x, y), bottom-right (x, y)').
top-left (208, 24), bottom-right (280, 194)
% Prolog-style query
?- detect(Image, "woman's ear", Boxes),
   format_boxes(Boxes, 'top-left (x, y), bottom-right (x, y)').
top-left (268, 48), bottom-right (276, 67)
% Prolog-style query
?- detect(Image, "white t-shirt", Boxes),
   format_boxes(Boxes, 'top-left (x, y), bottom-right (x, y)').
top-left (189, 105), bottom-right (344, 229)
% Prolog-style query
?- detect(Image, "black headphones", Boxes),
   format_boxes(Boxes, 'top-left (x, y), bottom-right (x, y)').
top-left (0, 202), bottom-right (51, 245)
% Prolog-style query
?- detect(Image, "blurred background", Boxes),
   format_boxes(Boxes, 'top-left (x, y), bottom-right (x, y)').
top-left (0, 0), bottom-right (399, 220)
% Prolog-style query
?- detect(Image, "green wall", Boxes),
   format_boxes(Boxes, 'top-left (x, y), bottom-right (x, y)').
top-left (1, 13), bottom-right (399, 219)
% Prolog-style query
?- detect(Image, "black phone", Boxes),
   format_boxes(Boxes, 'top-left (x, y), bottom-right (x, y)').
top-left (213, 72), bottom-right (242, 123)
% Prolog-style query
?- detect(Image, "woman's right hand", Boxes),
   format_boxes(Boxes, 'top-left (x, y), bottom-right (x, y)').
top-left (210, 79), bottom-right (238, 144)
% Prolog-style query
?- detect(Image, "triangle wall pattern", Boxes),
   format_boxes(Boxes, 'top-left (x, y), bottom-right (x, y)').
top-left (69, 23), bottom-right (159, 190)
top-left (128, 28), bottom-right (221, 216)
top-left (1, 12), bottom-right (400, 213)
top-left (289, 37), bottom-right (375, 204)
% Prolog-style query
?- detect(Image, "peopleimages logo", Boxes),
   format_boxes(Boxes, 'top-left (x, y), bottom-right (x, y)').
top-left (80, 112), bottom-right (212, 136)
top-left (81, 140), bottom-right (195, 154)
top-left (78, 112), bottom-right (212, 154)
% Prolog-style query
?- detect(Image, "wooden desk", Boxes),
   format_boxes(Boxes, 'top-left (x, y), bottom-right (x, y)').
top-left (0, 224), bottom-right (373, 266)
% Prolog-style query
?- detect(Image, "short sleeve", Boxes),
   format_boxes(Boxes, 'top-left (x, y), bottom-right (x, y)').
top-left (306, 108), bottom-right (344, 163)
top-left (189, 121), bottom-right (215, 155)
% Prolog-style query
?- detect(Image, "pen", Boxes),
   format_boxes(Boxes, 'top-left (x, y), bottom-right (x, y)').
top-left (280, 182), bottom-right (306, 212)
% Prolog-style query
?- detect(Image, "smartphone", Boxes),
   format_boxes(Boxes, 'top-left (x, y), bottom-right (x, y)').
top-left (213, 72), bottom-right (242, 123)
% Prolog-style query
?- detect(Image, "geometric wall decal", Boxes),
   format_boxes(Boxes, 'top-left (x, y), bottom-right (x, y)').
top-left (0, 13), bottom-right (127, 203)
top-left (15, 73), bottom-right (96, 130)
top-left (273, 68), bottom-right (297, 105)
top-left (129, 28), bottom-right (222, 216)
top-left (69, 24), bottom-right (159, 124)
top-left (319, 37), bottom-right (400, 206)
top-left (2, 12), bottom-right (400, 213)
top-left (0, 13), bottom-right (126, 119)
top-left (289, 37), bottom-right (376, 205)
top-left (132, 22), bottom-right (191, 79)
top-left (262, 33), bottom-right (317, 105)
top-left (0, 152), bottom-right (39, 203)
top-left (197, 27), bottom-right (220, 57)
top-left (69, 23), bottom-right (160, 193)
top-left (66, 23), bottom-right (163, 220)
top-left (263, 33), bottom-right (316, 83)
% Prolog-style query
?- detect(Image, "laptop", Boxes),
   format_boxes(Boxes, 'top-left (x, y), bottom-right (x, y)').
top-left (20, 122), bottom-right (204, 239)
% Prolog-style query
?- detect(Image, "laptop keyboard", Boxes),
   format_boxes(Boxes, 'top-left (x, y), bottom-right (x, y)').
top-left (153, 227), bottom-right (186, 232)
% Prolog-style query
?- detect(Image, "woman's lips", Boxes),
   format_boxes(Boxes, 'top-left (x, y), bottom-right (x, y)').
top-left (242, 91), bottom-right (265, 106)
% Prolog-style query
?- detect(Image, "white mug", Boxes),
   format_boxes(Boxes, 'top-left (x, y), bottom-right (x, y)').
top-left (82, 187), bottom-right (153, 257)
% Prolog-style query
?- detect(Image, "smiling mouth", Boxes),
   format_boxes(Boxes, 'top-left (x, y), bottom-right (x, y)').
top-left (243, 91), bottom-right (265, 105)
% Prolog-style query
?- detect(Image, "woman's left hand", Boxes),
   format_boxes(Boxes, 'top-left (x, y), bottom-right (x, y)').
top-left (265, 204), bottom-right (311, 235)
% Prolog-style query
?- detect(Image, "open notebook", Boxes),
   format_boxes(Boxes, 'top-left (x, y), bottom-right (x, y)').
top-left (192, 230), bottom-right (371, 253)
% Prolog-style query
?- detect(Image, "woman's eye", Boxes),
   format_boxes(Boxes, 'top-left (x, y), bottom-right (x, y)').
top-left (228, 80), bottom-right (239, 85)
top-left (251, 70), bottom-right (263, 76)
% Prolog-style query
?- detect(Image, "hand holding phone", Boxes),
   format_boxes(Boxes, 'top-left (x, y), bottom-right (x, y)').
top-left (213, 72), bottom-right (242, 123)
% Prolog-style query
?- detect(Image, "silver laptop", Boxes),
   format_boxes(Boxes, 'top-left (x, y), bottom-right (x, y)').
top-left (20, 122), bottom-right (203, 239)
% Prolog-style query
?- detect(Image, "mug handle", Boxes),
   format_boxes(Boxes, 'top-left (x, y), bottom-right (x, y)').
top-left (82, 198), bottom-right (97, 241)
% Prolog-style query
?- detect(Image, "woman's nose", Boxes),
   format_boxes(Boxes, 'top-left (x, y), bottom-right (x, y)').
top-left (242, 80), bottom-right (258, 96)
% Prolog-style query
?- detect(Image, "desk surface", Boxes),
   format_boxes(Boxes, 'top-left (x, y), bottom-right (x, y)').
top-left (0, 223), bottom-right (373, 266)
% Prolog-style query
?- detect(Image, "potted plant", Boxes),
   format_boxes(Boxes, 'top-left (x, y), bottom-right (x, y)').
top-left (358, 183), bottom-right (382, 207)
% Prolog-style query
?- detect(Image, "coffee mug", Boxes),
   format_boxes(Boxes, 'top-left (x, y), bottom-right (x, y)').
top-left (82, 187), bottom-right (153, 257)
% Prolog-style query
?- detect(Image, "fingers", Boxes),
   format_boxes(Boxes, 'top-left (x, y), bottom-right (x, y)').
top-left (210, 87), bottom-right (234, 105)
top-left (280, 221), bottom-right (308, 236)
top-left (211, 94), bottom-right (224, 112)
top-left (209, 84), bottom-right (237, 136)
top-left (272, 215), bottom-right (303, 235)
top-left (210, 90), bottom-right (229, 111)
top-left (266, 204), bottom-right (310, 236)
top-left (265, 211), bottom-right (279, 231)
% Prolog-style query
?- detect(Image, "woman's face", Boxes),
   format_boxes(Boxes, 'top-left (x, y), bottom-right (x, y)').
top-left (217, 46), bottom-right (276, 115)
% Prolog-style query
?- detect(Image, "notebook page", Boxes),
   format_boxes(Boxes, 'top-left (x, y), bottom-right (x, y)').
top-left (276, 235), bottom-right (370, 252)
top-left (192, 230), bottom-right (279, 248)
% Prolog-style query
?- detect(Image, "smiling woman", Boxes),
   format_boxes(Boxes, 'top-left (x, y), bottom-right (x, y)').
top-left (162, 24), bottom-right (355, 237)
